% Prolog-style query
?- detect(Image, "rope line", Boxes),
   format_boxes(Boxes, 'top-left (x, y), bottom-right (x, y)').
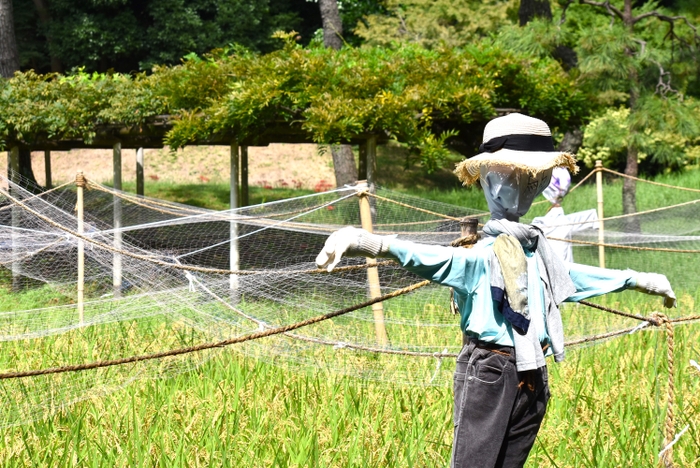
top-left (601, 167), bottom-right (700, 193)
top-left (531, 166), bottom-right (600, 206)
top-left (0, 280), bottom-right (432, 380)
top-left (547, 236), bottom-right (700, 254)
top-left (536, 197), bottom-right (700, 229)
top-left (365, 192), bottom-right (468, 222)
top-left (2, 289), bottom-right (698, 380)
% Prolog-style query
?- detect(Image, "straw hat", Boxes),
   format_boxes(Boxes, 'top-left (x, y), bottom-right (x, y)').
top-left (454, 113), bottom-right (578, 185)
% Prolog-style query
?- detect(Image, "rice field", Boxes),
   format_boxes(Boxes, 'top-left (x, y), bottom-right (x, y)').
top-left (1, 169), bottom-right (700, 467)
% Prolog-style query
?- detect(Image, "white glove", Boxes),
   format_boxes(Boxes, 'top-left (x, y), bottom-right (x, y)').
top-left (634, 272), bottom-right (677, 308)
top-left (315, 226), bottom-right (391, 272)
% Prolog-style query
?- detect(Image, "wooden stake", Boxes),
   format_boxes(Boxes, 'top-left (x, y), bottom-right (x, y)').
top-left (230, 141), bottom-right (240, 294)
top-left (136, 147), bottom-right (144, 196)
top-left (9, 147), bottom-right (21, 292)
top-left (76, 171), bottom-right (85, 325)
top-left (44, 150), bottom-right (52, 190)
top-left (366, 135), bottom-right (378, 223)
top-left (241, 145), bottom-right (249, 207)
top-left (113, 142), bottom-right (122, 297)
top-left (595, 160), bottom-right (605, 268)
top-left (357, 180), bottom-right (388, 346)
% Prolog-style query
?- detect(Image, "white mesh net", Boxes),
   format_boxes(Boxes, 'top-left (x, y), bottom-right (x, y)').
top-left (0, 170), bottom-right (698, 427)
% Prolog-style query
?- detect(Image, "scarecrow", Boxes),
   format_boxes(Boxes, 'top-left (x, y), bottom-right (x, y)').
top-left (315, 113), bottom-right (676, 468)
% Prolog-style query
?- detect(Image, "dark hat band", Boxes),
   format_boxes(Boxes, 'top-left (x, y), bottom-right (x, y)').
top-left (479, 134), bottom-right (555, 154)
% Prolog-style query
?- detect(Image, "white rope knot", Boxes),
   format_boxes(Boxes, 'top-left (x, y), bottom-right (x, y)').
top-left (184, 272), bottom-right (196, 292)
top-left (628, 321), bottom-right (650, 334)
top-left (429, 348), bottom-right (449, 384)
top-left (334, 342), bottom-right (348, 349)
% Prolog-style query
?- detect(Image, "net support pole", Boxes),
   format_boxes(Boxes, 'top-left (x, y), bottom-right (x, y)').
top-left (230, 141), bottom-right (240, 295)
top-left (9, 147), bottom-right (21, 292)
top-left (241, 145), bottom-right (249, 207)
top-left (595, 160), bottom-right (605, 268)
top-left (113, 142), bottom-right (123, 297)
top-left (136, 147), bottom-right (144, 196)
top-left (76, 171), bottom-right (85, 325)
top-left (44, 150), bottom-right (52, 190)
top-left (356, 180), bottom-right (388, 346)
top-left (366, 135), bottom-right (378, 223)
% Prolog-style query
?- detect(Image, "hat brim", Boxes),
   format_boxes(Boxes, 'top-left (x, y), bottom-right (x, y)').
top-left (454, 149), bottom-right (578, 186)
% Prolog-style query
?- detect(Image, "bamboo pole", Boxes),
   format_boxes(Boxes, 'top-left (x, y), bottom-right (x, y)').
top-left (9, 147), bottom-right (21, 292)
top-left (230, 141), bottom-right (240, 294)
top-left (357, 180), bottom-right (388, 346)
top-left (595, 160), bottom-right (605, 268)
top-left (76, 171), bottom-right (85, 325)
top-left (241, 145), bottom-right (249, 207)
top-left (113, 142), bottom-right (123, 297)
top-left (136, 147), bottom-right (144, 196)
top-left (44, 150), bottom-right (52, 190)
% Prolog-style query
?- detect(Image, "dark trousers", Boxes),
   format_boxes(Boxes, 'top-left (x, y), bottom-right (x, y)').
top-left (451, 339), bottom-right (550, 468)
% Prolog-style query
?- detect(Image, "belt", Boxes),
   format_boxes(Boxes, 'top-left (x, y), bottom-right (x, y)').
top-left (463, 334), bottom-right (514, 357)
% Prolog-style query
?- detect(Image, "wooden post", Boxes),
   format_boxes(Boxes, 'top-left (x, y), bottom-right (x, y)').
top-left (113, 142), bottom-right (123, 297)
top-left (240, 145), bottom-right (249, 207)
top-left (9, 147), bottom-right (21, 292)
top-left (230, 141), bottom-right (240, 293)
top-left (595, 160), bottom-right (605, 268)
top-left (76, 171), bottom-right (85, 325)
top-left (358, 142), bottom-right (367, 181)
top-left (357, 180), bottom-right (388, 346)
top-left (365, 135), bottom-right (378, 223)
top-left (44, 150), bottom-right (52, 190)
top-left (136, 147), bottom-right (144, 196)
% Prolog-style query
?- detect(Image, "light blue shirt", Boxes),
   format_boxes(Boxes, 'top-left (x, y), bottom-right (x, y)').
top-left (388, 238), bottom-right (637, 347)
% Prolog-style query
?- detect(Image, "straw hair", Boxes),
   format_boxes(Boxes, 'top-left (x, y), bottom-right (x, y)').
top-left (455, 113), bottom-right (578, 185)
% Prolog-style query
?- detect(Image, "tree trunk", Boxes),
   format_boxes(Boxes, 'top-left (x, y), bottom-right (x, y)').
top-left (518, 0), bottom-right (552, 26)
top-left (319, 0), bottom-right (357, 187)
top-left (622, 144), bottom-right (641, 232)
top-left (0, 0), bottom-right (20, 78)
top-left (557, 128), bottom-right (583, 154)
top-left (18, 149), bottom-right (41, 193)
top-left (32, 0), bottom-right (62, 73)
top-left (621, 0), bottom-right (640, 231)
top-left (319, 0), bottom-right (343, 50)
top-left (331, 145), bottom-right (357, 187)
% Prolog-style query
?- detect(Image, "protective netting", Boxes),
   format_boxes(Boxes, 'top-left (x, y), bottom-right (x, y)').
top-left (0, 169), bottom-right (698, 429)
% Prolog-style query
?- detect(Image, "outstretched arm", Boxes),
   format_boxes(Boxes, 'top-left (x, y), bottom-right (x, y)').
top-left (315, 227), bottom-right (484, 292)
top-left (565, 262), bottom-right (676, 308)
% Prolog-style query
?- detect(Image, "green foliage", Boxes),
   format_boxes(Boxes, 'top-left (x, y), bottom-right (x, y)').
top-left (13, 0), bottom-right (322, 73)
top-left (494, 1), bottom-right (700, 175)
top-left (0, 40), bottom-right (586, 172)
top-left (354, 0), bottom-right (518, 48)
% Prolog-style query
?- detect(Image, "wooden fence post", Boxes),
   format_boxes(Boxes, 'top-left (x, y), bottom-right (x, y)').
top-left (356, 180), bottom-right (388, 346)
top-left (113, 142), bottom-right (122, 297)
top-left (595, 160), bottom-right (605, 268)
top-left (230, 141), bottom-right (240, 294)
top-left (76, 171), bottom-right (85, 325)
top-left (241, 145), bottom-right (249, 207)
top-left (44, 150), bottom-right (52, 190)
top-left (136, 147), bottom-right (144, 196)
top-left (9, 147), bottom-right (21, 292)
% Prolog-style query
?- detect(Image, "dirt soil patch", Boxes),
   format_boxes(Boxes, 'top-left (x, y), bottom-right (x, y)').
top-left (1, 144), bottom-right (336, 190)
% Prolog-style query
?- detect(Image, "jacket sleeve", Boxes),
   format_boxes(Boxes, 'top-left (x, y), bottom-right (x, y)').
top-left (387, 239), bottom-right (485, 294)
top-left (564, 262), bottom-right (637, 302)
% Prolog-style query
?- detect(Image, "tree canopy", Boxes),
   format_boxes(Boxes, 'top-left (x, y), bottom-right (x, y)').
top-left (0, 35), bottom-right (587, 171)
